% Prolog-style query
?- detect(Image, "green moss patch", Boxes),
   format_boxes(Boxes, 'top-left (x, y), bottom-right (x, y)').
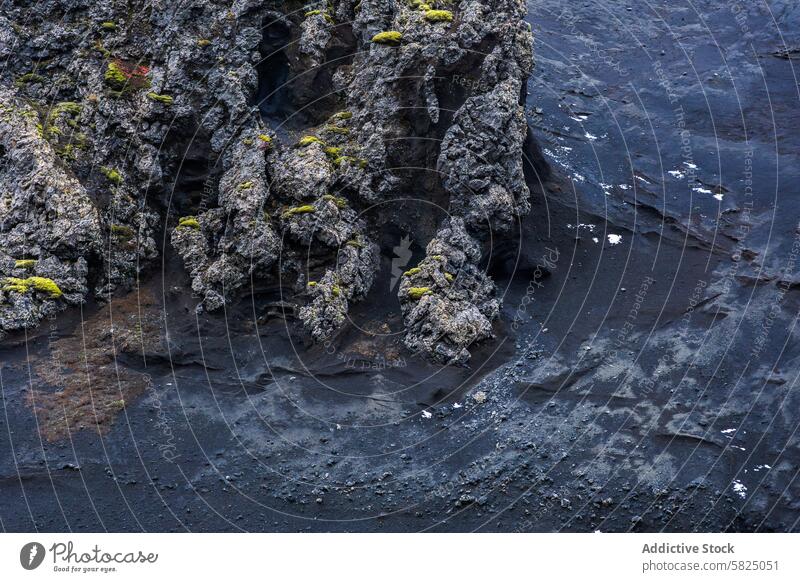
top-left (147, 92), bottom-right (174, 105)
top-left (3, 277), bottom-right (63, 299)
top-left (407, 287), bottom-right (432, 300)
top-left (100, 166), bottom-right (122, 185)
top-left (323, 125), bottom-right (349, 135)
top-left (15, 72), bottom-right (44, 87)
top-left (425, 9), bottom-right (453, 22)
top-left (371, 31), bottom-right (403, 45)
top-left (298, 135), bottom-right (324, 147)
top-left (104, 61), bottom-right (127, 90)
top-left (332, 156), bottom-right (367, 169)
top-left (177, 216), bottom-right (200, 230)
top-left (111, 224), bottom-right (134, 239)
top-left (322, 194), bottom-right (347, 208)
top-left (281, 205), bottom-right (316, 219)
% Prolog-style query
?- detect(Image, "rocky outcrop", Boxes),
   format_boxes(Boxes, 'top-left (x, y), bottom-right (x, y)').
top-left (398, 217), bottom-right (499, 364)
top-left (0, 91), bottom-right (102, 330)
top-left (0, 0), bottom-right (536, 363)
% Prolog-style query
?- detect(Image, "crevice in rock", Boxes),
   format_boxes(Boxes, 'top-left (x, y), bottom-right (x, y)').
top-left (256, 16), bottom-right (297, 138)
top-left (167, 131), bottom-right (222, 219)
top-left (256, 13), bottom-right (357, 137)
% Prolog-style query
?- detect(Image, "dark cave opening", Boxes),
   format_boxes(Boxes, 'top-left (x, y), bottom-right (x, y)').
top-left (255, 15), bottom-right (357, 136)
top-left (168, 133), bottom-right (222, 219)
top-left (256, 16), bottom-right (296, 139)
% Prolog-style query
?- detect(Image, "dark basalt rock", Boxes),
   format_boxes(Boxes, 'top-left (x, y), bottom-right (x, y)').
top-left (0, 0), bottom-right (537, 362)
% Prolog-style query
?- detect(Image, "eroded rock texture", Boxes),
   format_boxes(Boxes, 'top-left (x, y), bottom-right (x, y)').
top-left (0, 0), bottom-right (534, 363)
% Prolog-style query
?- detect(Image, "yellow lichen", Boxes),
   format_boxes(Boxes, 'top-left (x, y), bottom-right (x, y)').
top-left (407, 287), bottom-right (432, 300)
top-left (323, 125), bottom-right (349, 135)
top-left (371, 31), bottom-right (403, 45)
top-left (425, 9), bottom-right (453, 22)
top-left (282, 205), bottom-right (316, 219)
top-left (14, 259), bottom-right (37, 269)
top-left (147, 92), bottom-right (174, 105)
top-left (177, 216), bottom-right (200, 229)
top-left (3, 277), bottom-right (63, 298)
top-left (322, 194), bottom-right (347, 208)
top-left (298, 135), bottom-right (324, 147)
top-left (304, 9), bottom-right (334, 22)
top-left (100, 166), bottom-right (123, 185)
top-left (332, 156), bottom-right (368, 169)
top-left (403, 267), bottom-right (422, 277)
top-left (104, 62), bottom-right (127, 90)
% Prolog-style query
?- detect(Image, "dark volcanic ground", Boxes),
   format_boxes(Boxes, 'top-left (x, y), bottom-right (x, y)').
top-left (2, 0), bottom-right (800, 532)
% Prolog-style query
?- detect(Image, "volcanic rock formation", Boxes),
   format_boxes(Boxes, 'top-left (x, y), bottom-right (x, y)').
top-left (0, 0), bottom-right (535, 363)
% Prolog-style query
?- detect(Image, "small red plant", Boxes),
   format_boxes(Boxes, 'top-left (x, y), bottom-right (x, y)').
top-left (113, 59), bottom-right (151, 90)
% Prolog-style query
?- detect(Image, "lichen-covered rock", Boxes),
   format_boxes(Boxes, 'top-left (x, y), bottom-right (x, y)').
top-left (398, 218), bottom-right (499, 364)
top-left (1, 0), bottom-right (538, 362)
top-left (0, 91), bottom-right (101, 332)
top-left (436, 21), bottom-right (535, 232)
top-left (297, 230), bottom-right (379, 341)
top-left (172, 133), bottom-right (280, 311)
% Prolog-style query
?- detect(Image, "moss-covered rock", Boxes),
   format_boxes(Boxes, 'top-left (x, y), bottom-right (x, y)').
top-left (110, 224), bottom-right (134, 239)
top-left (281, 205), bottom-right (316, 219)
top-left (371, 31), bottom-right (403, 45)
top-left (104, 61), bottom-right (127, 90)
top-left (298, 135), bottom-right (324, 147)
top-left (100, 166), bottom-right (122, 185)
top-left (322, 194), bottom-right (347, 208)
top-left (146, 92), bottom-right (174, 105)
top-left (2, 277), bottom-right (63, 299)
top-left (15, 72), bottom-right (44, 87)
top-left (407, 286), bottom-right (432, 300)
top-left (323, 125), bottom-right (349, 135)
top-left (425, 9), bottom-right (453, 22)
top-left (177, 216), bottom-right (200, 230)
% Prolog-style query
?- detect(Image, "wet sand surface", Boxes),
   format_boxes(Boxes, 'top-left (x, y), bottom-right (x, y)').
top-left (2, 0), bottom-right (800, 531)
